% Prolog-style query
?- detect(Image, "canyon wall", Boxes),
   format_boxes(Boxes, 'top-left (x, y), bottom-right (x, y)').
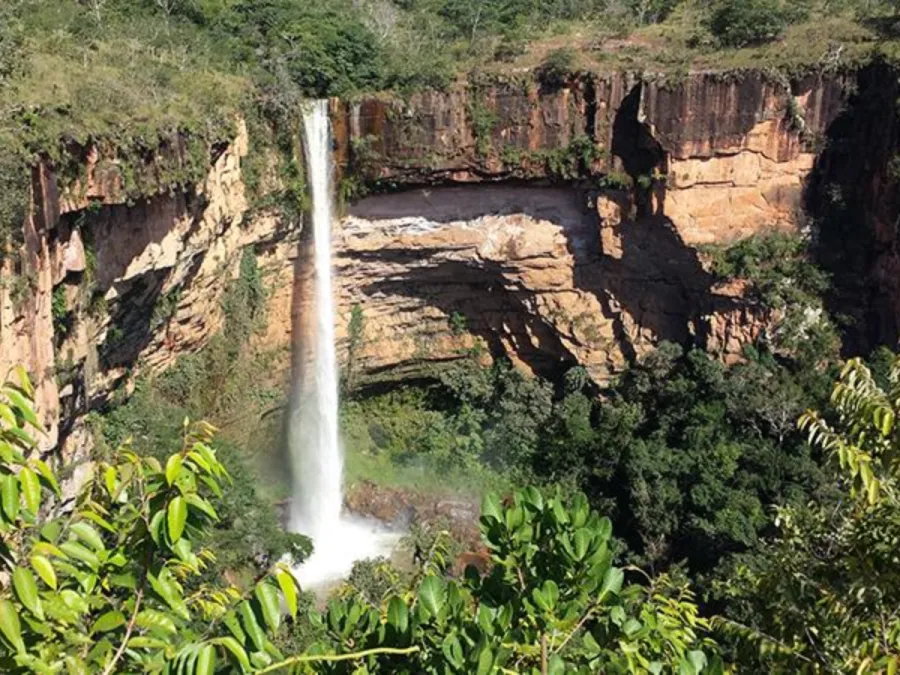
top-left (1, 66), bottom-right (885, 459)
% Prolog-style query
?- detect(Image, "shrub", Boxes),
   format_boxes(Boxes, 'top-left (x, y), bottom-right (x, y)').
top-left (536, 47), bottom-right (576, 88)
top-left (708, 0), bottom-right (792, 47)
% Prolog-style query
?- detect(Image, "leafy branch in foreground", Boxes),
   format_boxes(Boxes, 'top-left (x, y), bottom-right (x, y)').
top-left (309, 487), bottom-right (724, 674)
top-left (0, 369), bottom-right (303, 673)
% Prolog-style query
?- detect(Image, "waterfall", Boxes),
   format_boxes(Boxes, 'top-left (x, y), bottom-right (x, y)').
top-left (289, 100), bottom-right (343, 542)
top-left (289, 100), bottom-right (395, 588)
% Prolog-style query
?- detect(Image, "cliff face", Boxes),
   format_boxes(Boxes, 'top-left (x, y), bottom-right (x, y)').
top-left (0, 66), bottom-right (880, 458)
top-left (324, 71), bottom-right (850, 381)
top-left (0, 123), bottom-right (298, 458)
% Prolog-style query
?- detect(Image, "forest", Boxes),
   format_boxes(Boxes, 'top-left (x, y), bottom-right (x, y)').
top-left (1, 0), bottom-right (900, 673)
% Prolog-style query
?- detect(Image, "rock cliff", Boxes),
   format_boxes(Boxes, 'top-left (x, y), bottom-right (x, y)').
top-left (1, 65), bottom-right (891, 458)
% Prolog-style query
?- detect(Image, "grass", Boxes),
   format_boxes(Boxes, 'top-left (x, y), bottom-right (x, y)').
top-left (479, 4), bottom-right (887, 78)
top-left (344, 442), bottom-right (511, 500)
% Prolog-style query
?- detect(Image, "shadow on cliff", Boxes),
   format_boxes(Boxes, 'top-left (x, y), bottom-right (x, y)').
top-left (571, 195), bottom-right (716, 362)
top-left (348, 250), bottom-right (581, 380)
top-left (805, 63), bottom-right (900, 355)
top-left (347, 187), bottom-right (722, 374)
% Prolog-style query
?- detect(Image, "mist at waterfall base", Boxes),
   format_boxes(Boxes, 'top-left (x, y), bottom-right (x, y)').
top-left (288, 101), bottom-right (396, 588)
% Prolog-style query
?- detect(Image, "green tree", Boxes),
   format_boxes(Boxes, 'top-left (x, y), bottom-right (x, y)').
top-left (708, 0), bottom-right (794, 47)
top-left (715, 355), bottom-right (900, 672)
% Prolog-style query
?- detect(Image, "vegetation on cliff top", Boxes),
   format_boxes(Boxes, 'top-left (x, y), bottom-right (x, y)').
top-left (0, 0), bottom-right (897, 247)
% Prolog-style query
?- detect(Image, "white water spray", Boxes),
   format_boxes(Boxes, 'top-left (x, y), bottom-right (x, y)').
top-left (289, 100), bottom-right (394, 588)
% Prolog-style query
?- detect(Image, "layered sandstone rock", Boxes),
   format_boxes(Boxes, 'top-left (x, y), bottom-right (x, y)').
top-left (0, 66), bottom-right (878, 461)
top-left (0, 122), bottom-right (297, 457)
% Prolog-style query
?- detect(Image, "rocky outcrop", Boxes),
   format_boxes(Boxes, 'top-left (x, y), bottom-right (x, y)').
top-left (0, 122), bottom-right (298, 457)
top-left (0, 65), bottom-right (884, 459)
top-left (336, 71), bottom-right (850, 243)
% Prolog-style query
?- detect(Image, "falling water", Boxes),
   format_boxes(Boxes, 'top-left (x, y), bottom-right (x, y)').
top-left (289, 100), bottom-right (394, 588)
top-left (289, 99), bottom-right (343, 542)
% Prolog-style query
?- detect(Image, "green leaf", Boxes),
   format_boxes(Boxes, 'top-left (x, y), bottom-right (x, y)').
top-left (19, 467), bottom-right (40, 514)
top-left (548, 655), bottom-right (565, 675)
top-left (523, 486), bottom-right (543, 510)
top-left (599, 567), bottom-right (624, 600)
top-left (60, 541), bottom-right (100, 570)
top-left (80, 510), bottom-right (116, 533)
top-left (71, 522), bottom-right (105, 552)
top-left (14, 365), bottom-right (34, 397)
top-left (5, 388), bottom-right (40, 429)
top-left (165, 455), bottom-right (183, 486)
top-left (185, 494), bottom-right (217, 520)
top-left (196, 644), bottom-right (215, 675)
top-left (475, 645), bottom-right (494, 675)
top-left (480, 492), bottom-right (502, 523)
top-left (167, 496), bottom-right (188, 542)
top-left (387, 596), bottom-right (408, 633)
top-left (687, 650), bottom-right (707, 672)
top-left (2, 473), bottom-right (20, 521)
top-left (597, 516), bottom-right (612, 542)
top-left (573, 528), bottom-right (590, 561)
top-left (678, 657), bottom-right (697, 675)
top-left (441, 634), bottom-right (464, 669)
top-left (32, 460), bottom-right (60, 496)
top-left (30, 555), bottom-right (56, 590)
top-left (216, 636), bottom-right (251, 672)
top-left (149, 510), bottom-right (165, 546)
top-left (0, 599), bottom-right (24, 653)
top-left (148, 571), bottom-right (189, 621)
top-left (135, 609), bottom-right (177, 636)
top-left (623, 618), bottom-right (642, 637)
top-left (239, 601), bottom-right (266, 652)
top-left (127, 636), bottom-right (168, 650)
top-left (13, 567), bottom-right (43, 619)
top-left (275, 570), bottom-right (298, 619)
top-left (418, 576), bottom-right (446, 619)
top-left (551, 497), bottom-right (569, 524)
top-left (223, 611), bottom-right (245, 643)
top-left (92, 610), bottom-right (126, 634)
top-left (255, 582), bottom-right (281, 632)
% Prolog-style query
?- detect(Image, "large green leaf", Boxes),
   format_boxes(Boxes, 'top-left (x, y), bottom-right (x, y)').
top-left (5, 388), bottom-right (40, 429)
top-left (215, 636), bottom-right (251, 672)
top-left (71, 522), bottom-right (105, 552)
top-left (13, 567), bottom-right (43, 620)
top-left (0, 599), bottom-right (24, 653)
top-left (387, 596), bottom-right (408, 633)
top-left (548, 655), bottom-right (566, 675)
top-left (92, 610), bottom-right (126, 634)
top-left (599, 567), bottom-right (624, 601)
top-left (167, 496), bottom-right (188, 542)
top-left (254, 582), bottom-right (281, 632)
top-left (165, 455), bottom-right (183, 486)
top-left (185, 493), bottom-right (217, 520)
top-left (418, 575), bottom-right (446, 619)
top-left (239, 601), bottom-right (266, 652)
top-left (1, 473), bottom-right (19, 521)
top-left (19, 466), bottom-right (40, 514)
top-left (135, 609), bottom-right (177, 636)
top-left (60, 541), bottom-right (100, 570)
top-left (30, 555), bottom-right (56, 590)
top-left (275, 570), bottom-right (298, 619)
top-left (480, 492), bottom-right (502, 523)
top-left (32, 459), bottom-right (60, 496)
top-left (196, 644), bottom-right (216, 675)
top-left (475, 645), bottom-right (494, 675)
